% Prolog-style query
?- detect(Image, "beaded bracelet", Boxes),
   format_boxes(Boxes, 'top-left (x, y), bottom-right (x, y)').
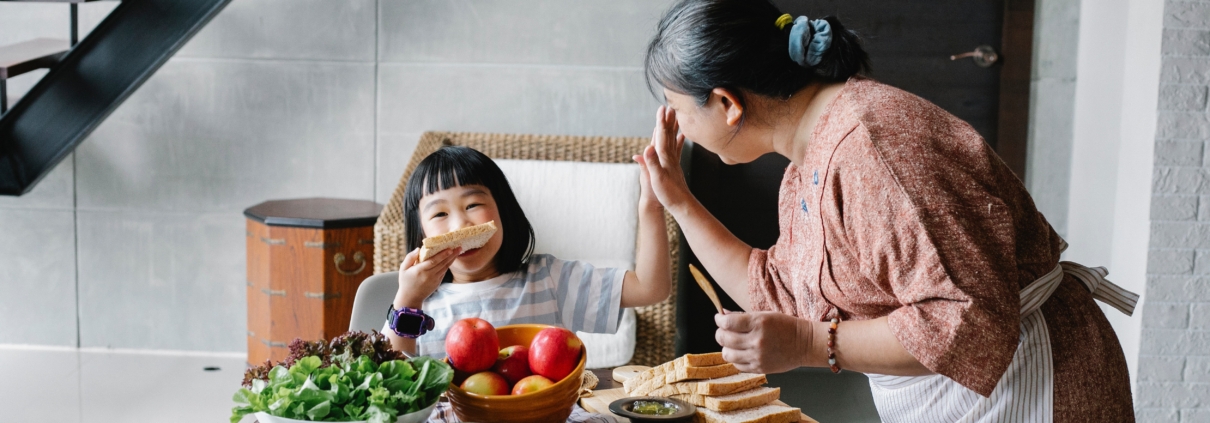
top-left (827, 317), bottom-right (841, 373)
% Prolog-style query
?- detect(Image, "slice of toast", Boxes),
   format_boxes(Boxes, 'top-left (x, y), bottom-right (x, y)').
top-left (665, 363), bottom-right (740, 384)
top-left (626, 363), bottom-right (744, 396)
top-left (672, 387), bottom-right (780, 412)
top-left (418, 220), bottom-right (497, 261)
top-left (623, 353), bottom-right (729, 393)
top-left (645, 373), bottom-right (767, 397)
top-left (692, 404), bottom-right (802, 423)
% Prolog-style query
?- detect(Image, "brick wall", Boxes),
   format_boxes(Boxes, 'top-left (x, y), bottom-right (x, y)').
top-left (1140, 1), bottom-right (1210, 421)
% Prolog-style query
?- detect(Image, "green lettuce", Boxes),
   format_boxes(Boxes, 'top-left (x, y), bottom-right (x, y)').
top-left (231, 331), bottom-right (453, 423)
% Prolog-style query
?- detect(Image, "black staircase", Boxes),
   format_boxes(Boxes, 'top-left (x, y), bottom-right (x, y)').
top-left (0, 0), bottom-right (232, 196)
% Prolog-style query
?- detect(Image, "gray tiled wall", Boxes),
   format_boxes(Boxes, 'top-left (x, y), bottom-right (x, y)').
top-left (0, 0), bottom-right (672, 351)
top-left (1139, 0), bottom-right (1210, 421)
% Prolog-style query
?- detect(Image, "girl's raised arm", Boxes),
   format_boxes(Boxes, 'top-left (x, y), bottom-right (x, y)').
top-left (620, 165), bottom-right (672, 308)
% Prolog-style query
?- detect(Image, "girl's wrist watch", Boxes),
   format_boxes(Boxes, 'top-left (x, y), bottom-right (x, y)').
top-left (387, 305), bottom-right (435, 338)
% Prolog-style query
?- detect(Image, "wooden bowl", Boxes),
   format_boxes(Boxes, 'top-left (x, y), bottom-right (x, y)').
top-left (445, 324), bottom-right (587, 423)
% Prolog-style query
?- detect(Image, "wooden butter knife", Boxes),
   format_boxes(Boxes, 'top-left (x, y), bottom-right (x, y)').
top-left (688, 264), bottom-right (724, 314)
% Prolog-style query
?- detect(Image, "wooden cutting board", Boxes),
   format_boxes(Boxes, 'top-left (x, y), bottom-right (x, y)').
top-left (581, 388), bottom-right (818, 423)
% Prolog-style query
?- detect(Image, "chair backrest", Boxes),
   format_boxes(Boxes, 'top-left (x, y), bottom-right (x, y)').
top-left (371, 132), bottom-right (680, 366)
top-left (349, 271), bottom-right (398, 333)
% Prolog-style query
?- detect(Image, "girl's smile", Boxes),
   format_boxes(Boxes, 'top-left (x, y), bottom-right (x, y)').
top-left (419, 184), bottom-right (504, 282)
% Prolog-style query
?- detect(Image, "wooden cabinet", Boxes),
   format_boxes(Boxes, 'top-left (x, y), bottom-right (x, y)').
top-left (244, 198), bottom-right (383, 365)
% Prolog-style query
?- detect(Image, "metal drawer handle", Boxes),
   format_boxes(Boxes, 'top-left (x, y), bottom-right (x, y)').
top-left (304, 291), bottom-right (341, 300)
top-left (261, 288), bottom-right (286, 297)
top-left (335, 251), bottom-right (367, 276)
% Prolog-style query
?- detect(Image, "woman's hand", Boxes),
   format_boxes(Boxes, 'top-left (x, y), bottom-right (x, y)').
top-left (634, 106), bottom-right (693, 214)
top-left (715, 311), bottom-right (815, 374)
top-left (394, 247), bottom-right (461, 308)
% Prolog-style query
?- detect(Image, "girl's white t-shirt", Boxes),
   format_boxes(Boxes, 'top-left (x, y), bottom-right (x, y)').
top-left (384, 254), bottom-right (626, 358)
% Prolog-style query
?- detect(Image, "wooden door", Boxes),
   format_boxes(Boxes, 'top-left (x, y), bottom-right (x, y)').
top-left (677, 0), bottom-right (1034, 356)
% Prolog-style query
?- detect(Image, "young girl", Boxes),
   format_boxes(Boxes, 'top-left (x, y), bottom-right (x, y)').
top-left (383, 146), bottom-right (671, 359)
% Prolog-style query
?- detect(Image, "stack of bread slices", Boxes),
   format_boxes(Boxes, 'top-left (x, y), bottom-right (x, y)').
top-left (621, 353), bottom-right (802, 423)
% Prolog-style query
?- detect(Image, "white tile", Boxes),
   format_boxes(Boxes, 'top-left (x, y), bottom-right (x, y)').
top-left (0, 209), bottom-right (78, 346)
top-left (0, 348), bottom-right (82, 423)
top-left (0, 152), bottom-right (74, 210)
top-left (76, 211), bottom-right (246, 352)
top-left (176, 0), bottom-right (376, 61)
top-left (0, 3), bottom-right (74, 46)
top-left (76, 59), bottom-right (376, 212)
top-left (377, 64), bottom-right (658, 138)
top-left (375, 132), bottom-right (424, 204)
top-left (379, 0), bottom-right (675, 67)
top-left (79, 350), bottom-right (246, 423)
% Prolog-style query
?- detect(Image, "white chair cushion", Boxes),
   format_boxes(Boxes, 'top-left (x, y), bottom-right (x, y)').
top-left (496, 159), bottom-right (640, 368)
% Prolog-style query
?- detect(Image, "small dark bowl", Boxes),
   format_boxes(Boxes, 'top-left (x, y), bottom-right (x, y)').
top-left (608, 397), bottom-right (697, 423)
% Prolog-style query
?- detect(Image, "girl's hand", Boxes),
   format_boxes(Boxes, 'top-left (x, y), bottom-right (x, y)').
top-left (636, 144), bottom-right (663, 214)
top-left (634, 106), bottom-right (693, 214)
top-left (394, 247), bottom-right (461, 308)
top-left (715, 311), bottom-right (814, 374)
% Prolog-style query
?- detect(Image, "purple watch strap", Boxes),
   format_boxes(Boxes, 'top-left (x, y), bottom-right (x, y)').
top-left (388, 305), bottom-right (434, 338)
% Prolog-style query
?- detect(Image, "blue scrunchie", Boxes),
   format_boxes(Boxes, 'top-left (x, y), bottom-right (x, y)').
top-left (787, 16), bottom-right (832, 67)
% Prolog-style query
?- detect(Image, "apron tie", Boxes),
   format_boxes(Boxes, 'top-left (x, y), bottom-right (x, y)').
top-left (1019, 239), bottom-right (1139, 317)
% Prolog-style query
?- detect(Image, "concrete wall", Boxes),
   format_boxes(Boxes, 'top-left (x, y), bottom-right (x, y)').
top-left (1062, 0), bottom-right (1165, 406)
top-left (1025, 0), bottom-right (1081, 238)
top-left (0, 0), bottom-right (668, 352)
top-left (1137, 0), bottom-right (1210, 421)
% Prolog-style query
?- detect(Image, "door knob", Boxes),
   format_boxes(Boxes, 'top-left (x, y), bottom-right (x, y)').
top-left (950, 45), bottom-right (998, 67)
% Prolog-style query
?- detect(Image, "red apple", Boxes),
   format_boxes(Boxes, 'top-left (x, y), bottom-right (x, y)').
top-left (445, 318), bottom-right (499, 373)
top-left (460, 371), bottom-right (510, 396)
top-left (528, 327), bottom-right (583, 382)
top-left (492, 345), bottom-right (532, 385)
top-left (511, 374), bottom-right (554, 395)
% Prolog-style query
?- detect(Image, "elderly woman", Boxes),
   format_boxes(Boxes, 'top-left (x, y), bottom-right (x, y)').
top-left (633, 0), bottom-right (1139, 421)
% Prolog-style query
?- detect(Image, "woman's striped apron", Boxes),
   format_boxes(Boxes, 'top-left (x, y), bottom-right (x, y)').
top-left (866, 240), bottom-right (1139, 422)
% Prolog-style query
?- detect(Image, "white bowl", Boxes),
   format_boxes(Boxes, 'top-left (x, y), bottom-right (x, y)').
top-left (252, 401), bottom-right (437, 423)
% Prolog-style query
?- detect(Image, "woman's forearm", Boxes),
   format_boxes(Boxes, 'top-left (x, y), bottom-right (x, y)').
top-left (668, 197), bottom-right (755, 311)
top-left (803, 316), bottom-right (932, 376)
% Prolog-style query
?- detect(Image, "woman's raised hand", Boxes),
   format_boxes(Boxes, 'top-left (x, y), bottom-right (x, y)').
top-left (635, 106), bottom-right (692, 214)
top-left (394, 247), bottom-right (461, 309)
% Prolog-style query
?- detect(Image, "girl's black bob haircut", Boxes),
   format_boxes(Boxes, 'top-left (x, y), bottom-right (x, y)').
top-left (403, 146), bottom-right (535, 276)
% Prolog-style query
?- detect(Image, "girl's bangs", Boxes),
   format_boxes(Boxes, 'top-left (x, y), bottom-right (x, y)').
top-left (419, 153), bottom-right (487, 195)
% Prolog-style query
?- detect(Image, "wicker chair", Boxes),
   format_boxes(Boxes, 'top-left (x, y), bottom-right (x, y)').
top-left (372, 131), bottom-right (680, 366)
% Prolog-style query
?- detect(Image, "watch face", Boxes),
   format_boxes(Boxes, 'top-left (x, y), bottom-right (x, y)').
top-left (394, 313), bottom-right (424, 334)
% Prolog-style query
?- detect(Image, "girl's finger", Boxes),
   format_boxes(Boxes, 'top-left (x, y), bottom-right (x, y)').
top-left (676, 133), bottom-right (686, 153)
top-left (416, 247), bottom-right (459, 272)
top-left (400, 248), bottom-right (420, 271)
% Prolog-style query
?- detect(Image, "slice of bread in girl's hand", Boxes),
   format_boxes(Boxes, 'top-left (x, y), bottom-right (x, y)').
top-left (418, 221), bottom-right (497, 261)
